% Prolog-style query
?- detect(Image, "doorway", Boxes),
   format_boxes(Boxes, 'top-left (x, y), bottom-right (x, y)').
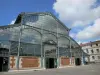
top-left (0, 57), bottom-right (9, 72)
top-left (45, 58), bottom-right (57, 69)
top-left (75, 58), bottom-right (81, 66)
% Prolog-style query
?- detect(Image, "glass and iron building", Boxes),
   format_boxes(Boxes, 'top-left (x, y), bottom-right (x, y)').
top-left (0, 12), bottom-right (87, 72)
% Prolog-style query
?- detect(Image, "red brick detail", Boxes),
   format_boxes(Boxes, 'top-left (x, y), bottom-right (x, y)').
top-left (10, 56), bottom-right (15, 68)
top-left (61, 57), bottom-right (70, 66)
top-left (21, 57), bottom-right (39, 68)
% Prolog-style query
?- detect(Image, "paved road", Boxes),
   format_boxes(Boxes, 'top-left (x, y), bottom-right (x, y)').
top-left (0, 64), bottom-right (100, 75)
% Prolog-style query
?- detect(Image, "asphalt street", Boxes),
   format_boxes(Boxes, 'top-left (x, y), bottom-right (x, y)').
top-left (0, 64), bottom-right (100, 75)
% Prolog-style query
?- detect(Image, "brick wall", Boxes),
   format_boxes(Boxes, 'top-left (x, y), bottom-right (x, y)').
top-left (9, 56), bottom-right (40, 70)
top-left (61, 57), bottom-right (70, 66)
top-left (10, 56), bottom-right (17, 69)
top-left (21, 56), bottom-right (40, 68)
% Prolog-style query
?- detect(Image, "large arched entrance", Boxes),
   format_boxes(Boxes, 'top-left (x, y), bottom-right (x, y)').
top-left (75, 58), bottom-right (81, 66)
top-left (0, 48), bottom-right (9, 72)
top-left (43, 40), bottom-right (57, 69)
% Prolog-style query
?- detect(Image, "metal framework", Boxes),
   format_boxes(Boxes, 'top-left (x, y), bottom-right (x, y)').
top-left (0, 12), bottom-right (87, 69)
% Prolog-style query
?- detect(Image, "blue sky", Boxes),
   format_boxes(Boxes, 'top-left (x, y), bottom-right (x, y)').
top-left (0, 0), bottom-right (55, 25)
top-left (0, 0), bottom-right (100, 44)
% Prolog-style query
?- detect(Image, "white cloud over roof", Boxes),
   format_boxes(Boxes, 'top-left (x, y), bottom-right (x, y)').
top-left (76, 18), bottom-right (100, 40)
top-left (53, 0), bottom-right (100, 27)
top-left (53, 0), bottom-right (100, 43)
top-left (10, 19), bottom-right (16, 24)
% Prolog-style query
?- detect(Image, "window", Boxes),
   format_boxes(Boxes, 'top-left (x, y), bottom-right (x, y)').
top-left (92, 56), bottom-right (95, 59)
top-left (96, 49), bottom-right (99, 53)
top-left (91, 49), bottom-right (94, 53)
top-left (98, 56), bottom-right (100, 59)
top-left (96, 43), bottom-right (98, 46)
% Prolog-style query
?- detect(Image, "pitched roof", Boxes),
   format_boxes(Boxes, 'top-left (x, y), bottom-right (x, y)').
top-left (14, 12), bottom-right (70, 31)
top-left (80, 40), bottom-right (100, 47)
top-left (80, 43), bottom-right (91, 47)
top-left (91, 40), bottom-right (100, 44)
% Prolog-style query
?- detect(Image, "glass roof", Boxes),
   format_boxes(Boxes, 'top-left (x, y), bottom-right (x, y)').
top-left (0, 12), bottom-right (87, 57)
top-left (22, 13), bottom-right (69, 35)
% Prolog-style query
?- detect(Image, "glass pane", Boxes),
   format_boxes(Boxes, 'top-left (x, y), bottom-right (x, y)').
top-left (22, 14), bottom-right (68, 35)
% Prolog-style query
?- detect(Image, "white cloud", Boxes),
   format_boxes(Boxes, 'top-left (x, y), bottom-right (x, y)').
top-left (53, 0), bottom-right (100, 27)
top-left (77, 41), bottom-right (81, 44)
top-left (69, 32), bottom-right (76, 38)
top-left (10, 19), bottom-right (16, 24)
top-left (53, 0), bottom-right (100, 43)
top-left (76, 18), bottom-right (100, 40)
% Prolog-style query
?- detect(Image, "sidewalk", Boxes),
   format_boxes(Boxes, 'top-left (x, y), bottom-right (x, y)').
top-left (0, 65), bottom-right (88, 74)
top-left (0, 68), bottom-right (45, 74)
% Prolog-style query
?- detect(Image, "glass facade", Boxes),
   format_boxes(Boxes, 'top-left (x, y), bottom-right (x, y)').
top-left (0, 12), bottom-right (87, 69)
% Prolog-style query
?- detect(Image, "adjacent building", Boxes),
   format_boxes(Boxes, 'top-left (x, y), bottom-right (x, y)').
top-left (80, 40), bottom-right (100, 63)
top-left (0, 12), bottom-right (87, 72)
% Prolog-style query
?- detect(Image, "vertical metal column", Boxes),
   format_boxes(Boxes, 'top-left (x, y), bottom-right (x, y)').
top-left (17, 26), bottom-right (21, 70)
top-left (81, 50), bottom-right (84, 65)
top-left (43, 45), bottom-right (46, 69)
top-left (42, 15), bottom-right (45, 68)
top-left (40, 22), bottom-right (43, 68)
top-left (8, 40), bottom-right (11, 70)
top-left (17, 15), bottom-right (23, 70)
top-left (69, 29), bottom-right (72, 65)
top-left (56, 22), bottom-right (59, 68)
